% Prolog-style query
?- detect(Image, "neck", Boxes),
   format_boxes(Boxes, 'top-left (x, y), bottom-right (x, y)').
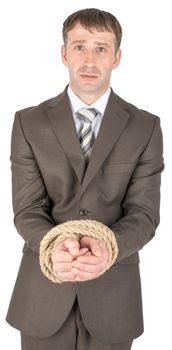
top-left (70, 86), bottom-right (110, 105)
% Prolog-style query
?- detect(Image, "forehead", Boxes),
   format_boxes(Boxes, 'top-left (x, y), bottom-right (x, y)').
top-left (67, 22), bottom-right (116, 44)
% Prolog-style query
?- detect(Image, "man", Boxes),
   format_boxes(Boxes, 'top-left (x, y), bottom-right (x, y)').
top-left (6, 8), bottom-right (164, 350)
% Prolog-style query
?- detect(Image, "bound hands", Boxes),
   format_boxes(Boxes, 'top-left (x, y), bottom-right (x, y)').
top-left (51, 237), bottom-right (109, 282)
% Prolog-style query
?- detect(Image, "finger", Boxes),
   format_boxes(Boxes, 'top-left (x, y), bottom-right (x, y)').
top-left (72, 259), bottom-right (108, 274)
top-left (80, 237), bottom-right (103, 257)
top-left (91, 241), bottom-right (103, 257)
top-left (63, 239), bottom-right (80, 256)
top-left (72, 269), bottom-right (98, 281)
top-left (57, 271), bottom-right (76, 281)
top-left (51, 250), bottom-right (74, 263)
top-left (53, 262), bottom-right (72, 273)
top-left (75, 255), bottom-right (102, 264)
top-left (72, 262), bottom-right (103, 274)
top-left (92, 247), bottom-right (102, 257)
top-left (80, 236), bottom-right (95, 249)
top-left (76, 248), bottom-right (89, 257)
top-left (84, 251), bottom-right (92, 256)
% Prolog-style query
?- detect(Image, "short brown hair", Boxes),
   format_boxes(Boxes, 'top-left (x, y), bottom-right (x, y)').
top-left (62, 8), bottom-right (122, 52)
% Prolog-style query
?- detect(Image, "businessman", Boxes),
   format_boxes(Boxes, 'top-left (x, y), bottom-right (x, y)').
top-left (6, 8), bottom-right (164, 350)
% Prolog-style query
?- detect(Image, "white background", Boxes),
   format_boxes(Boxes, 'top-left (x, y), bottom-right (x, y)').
top-left (0, 0), bottom-right (171, 349)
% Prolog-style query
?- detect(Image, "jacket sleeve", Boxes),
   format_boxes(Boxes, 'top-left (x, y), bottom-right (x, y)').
top-left (11, 111), bottom-right (56, 254)
top-left (109, 116), bottom-right (164, 263)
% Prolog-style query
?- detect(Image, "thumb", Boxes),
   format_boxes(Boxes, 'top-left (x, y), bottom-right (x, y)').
top-left (92, 245), bottom-right (102, 257)
top-left (64, 239), bottom-right (80, 256)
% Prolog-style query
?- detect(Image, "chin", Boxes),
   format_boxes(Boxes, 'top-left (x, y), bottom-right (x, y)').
top-left (79, 82), bottom-right (100, 92)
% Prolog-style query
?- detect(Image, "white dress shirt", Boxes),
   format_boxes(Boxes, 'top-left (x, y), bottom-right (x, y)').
top-left (67, 85), bottom-right (111, 139)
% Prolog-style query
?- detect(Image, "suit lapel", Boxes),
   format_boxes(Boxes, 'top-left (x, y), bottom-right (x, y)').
top-left (47, 88), bottom-right (130, 192)
top-left (80, 91), bottom-right (130, 194)
top-left (47, 89), bottom-right (86, 183)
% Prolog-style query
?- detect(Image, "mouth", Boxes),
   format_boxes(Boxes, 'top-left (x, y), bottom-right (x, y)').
top-left (80, 74), bottom-right (98, 80)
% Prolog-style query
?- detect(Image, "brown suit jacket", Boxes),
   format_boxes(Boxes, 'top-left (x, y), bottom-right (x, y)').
top-left (6, 87), bottom-right (164, 343)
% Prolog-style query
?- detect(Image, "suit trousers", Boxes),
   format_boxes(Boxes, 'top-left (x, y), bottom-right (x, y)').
top-left (21, 298), bottom-right (133, 350)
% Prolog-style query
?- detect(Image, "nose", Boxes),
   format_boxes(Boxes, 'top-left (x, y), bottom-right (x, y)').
top-left (84, 49), bottom-right (95, 67)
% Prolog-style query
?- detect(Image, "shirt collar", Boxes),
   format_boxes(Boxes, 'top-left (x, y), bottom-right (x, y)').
top-left (67, 85), bottom-right (111, 116)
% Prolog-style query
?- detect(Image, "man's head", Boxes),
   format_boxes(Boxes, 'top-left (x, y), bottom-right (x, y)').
top-left (61, 8), bottom-right (122, 104)
top-left (62, 8), bottom-right (122, 54)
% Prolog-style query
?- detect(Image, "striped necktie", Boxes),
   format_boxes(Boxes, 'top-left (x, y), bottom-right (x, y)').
top-left (77, 108), bottom-right (98, 162)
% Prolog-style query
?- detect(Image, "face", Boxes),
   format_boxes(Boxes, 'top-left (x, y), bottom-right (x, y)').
top-left (61, 22), bottom-right (121, 103)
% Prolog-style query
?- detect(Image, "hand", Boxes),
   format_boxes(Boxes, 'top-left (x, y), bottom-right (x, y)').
top-left (51, 239), bottom-right (90, 281)
top-left (71, 237), bottom-right (109, 282)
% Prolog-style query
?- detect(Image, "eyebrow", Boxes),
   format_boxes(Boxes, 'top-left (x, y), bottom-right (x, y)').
top-left (94, 41), bottom-right (111, 48)
top-left (71, 40), bottom-right (111, 48)
top-left (71, 40), bottom-right (86, 45)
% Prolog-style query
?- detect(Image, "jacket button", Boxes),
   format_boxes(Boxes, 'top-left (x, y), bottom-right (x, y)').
top-left (79, 209), bottom-right (88, 216)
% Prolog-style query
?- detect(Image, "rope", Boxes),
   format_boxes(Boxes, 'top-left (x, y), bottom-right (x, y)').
top-left (39, 219), bottom-right (118, 283)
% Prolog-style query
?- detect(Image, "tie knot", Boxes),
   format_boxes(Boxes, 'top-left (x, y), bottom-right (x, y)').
top-left (78, 108), bottom-right (98, 124)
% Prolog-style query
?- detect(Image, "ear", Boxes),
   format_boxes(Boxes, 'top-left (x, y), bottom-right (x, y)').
top-left (61, 45), bottom-right (68, 66)
top-left (112, 48), bottom-right (121, 70)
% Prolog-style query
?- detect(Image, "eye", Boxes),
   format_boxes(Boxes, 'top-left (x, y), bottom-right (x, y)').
top-left (75, 45), bottom-right (84, 51)
top-left (97, 47), bottom-right (106, 53)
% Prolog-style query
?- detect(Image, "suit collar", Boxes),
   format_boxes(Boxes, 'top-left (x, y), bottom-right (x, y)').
top-left (47, 87), bottom-right (130, 193)
top-left (48, 87), bottom-right (86, 183)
